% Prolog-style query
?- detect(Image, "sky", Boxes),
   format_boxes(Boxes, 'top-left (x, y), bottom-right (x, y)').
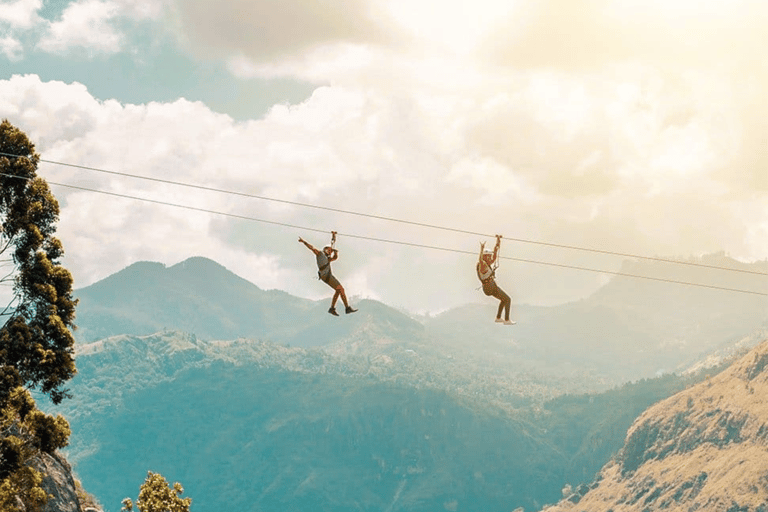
top-left (1, 0), bottom-right (766, 313)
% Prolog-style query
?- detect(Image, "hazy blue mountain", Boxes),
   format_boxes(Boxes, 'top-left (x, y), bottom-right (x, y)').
top-left (681, 325), bottom-right (768, 375)
top-left (74, 256), bottom-right (424, 348)
top-left (49, 331), bottom-right (712, 512)
top-left (47, 254), bottom-right (765, 511)
top-left (426, 255), bottom-right (767, 382)
top-left (73, 254), bottom-right (767, 386)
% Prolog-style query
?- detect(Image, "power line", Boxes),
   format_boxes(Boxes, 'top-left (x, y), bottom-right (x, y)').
top-left (5, 152), bottom-right (763, 277)
top-left (1, 170), bottom-right (763, 297)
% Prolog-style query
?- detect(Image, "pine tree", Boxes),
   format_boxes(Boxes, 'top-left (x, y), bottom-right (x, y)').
top-left (0, 119), bottom-right (78, 511)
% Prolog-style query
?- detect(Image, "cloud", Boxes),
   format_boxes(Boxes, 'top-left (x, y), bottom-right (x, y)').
top-left (37, 0), bottom-right (124, 55)
top-left (113, 0), bottom-right (168, 20)
top-left (1, 66), bottom-right (765, 310)
top-left (0, 36), bottom-right (24, 61)
top-left (2, 1), bottom-right (765, 314)
top-left (483, 0), bottom-right (768, 72)
top-left (0, 0), bottom-right (42, 61)
top-left (0, 0), bottom-right (168, 59)
top-left (169, 0), bottom-right (394, 64)
top-left (0, 75), bottom-right (105, 148)
top-left (0, 0), bottom-right (43, 29)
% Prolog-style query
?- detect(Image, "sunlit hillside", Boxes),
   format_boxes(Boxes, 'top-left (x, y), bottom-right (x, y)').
top-left (543, 338), bottom-right (768, 511)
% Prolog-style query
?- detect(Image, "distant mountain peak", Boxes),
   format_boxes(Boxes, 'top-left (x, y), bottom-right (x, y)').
top-left (115, 260), bottom-right (166, 275)
top-left (73, 256), bottom-right (418, 346)
top-left (169, 256), bottom-right (230, 273)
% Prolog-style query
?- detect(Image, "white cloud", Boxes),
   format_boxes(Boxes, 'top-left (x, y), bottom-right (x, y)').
top-left (0, 0), bottom-right (42, 61)
top-left (483, 0), bottom-right (768, 72)
top-left (0, 0), bottom-right (42, 29)
top-left (113, 0), bottom-right (168, 20)
top-left (1, 11), bottom-right (766, 311)
top-left (169, 0), bottom-right (395, 64)
top-left (0, 0), bottom-right (168, 59)
top-left (2, 0), bottom-right (765, 312)
top-left (0, 36), bottom-right (24, 61)
top-left (37, 0), bottom-right (124, 55)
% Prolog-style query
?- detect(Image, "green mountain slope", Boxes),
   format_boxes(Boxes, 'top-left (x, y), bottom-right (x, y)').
top-left (55, 254), bottom-right (766, 511)
top-left (74, 254), bottom-right (766, 384)
top-left (74, 257), bottom-right (423, 347)
top-left (48, 331), bottom-right (716, 512)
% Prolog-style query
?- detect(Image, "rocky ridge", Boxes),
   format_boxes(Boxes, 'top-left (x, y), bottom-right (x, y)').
top-left (31, 452), bottom-right (92, 512)
top-left (543, 338), bottom-right (768, 512)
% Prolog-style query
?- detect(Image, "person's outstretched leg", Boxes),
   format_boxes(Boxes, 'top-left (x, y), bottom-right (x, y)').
top-left (335, 286), bottom-right (347, 308)
top-left (492, 286), bottom-right (513, 324)
top-left (486, 281), bottom-right (504, 322)
top-left (328, 289), bottom-right (341, 315)
top-left (337, 285), bottom-right (357, 313)
top-left (500, 289), bottom-right (511, 322)
top-left (325, 274), bottom-right (342, 315)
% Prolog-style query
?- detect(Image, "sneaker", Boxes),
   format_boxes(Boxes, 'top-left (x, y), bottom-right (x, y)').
top-left (495, 317), bottom-right (504, 323)
top-left (345, 306), bottom-right (358, 314)
top-left (504, 319), bottom-right (516, 325)
top-left (328, 307), bottom-right (339, 316)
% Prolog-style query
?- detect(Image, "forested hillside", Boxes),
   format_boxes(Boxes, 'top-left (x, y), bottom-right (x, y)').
top-left (74, 256), bottom-right (768, 386)
top-left (56, 256), bottom-right (767, 511)
top-left (45, 331), bottom-right (723, 512)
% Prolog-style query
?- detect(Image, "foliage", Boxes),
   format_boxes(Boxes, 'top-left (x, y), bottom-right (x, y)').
top-left (75, 478), bottom-right (103, 511)
top-left (536, 373), bottom-right (700, 487)
top-left (62, 350), bottom-right (590, 512)
top-left (0, 462), bottom-right (47, 512)
top-left (0, 119), bottom-right (77, 510)
top-left (122, 471), bottom-right (191, 512)
top-left (49, 330), bottom-right (723, 512)
top-left (0, 390), bottom-right (69, 512)
top-left (0, 118), bottom-right (78, 404)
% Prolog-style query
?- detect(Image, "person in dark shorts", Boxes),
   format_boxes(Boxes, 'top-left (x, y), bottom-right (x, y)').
top-left (477, 235), bottom-right (515, 325)
top-left (299, 236), bottom-right (358, 316)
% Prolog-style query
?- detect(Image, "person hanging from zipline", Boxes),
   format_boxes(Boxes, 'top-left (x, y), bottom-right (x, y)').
top-left (299, 231), bottom-right (358, 316)
top-left (477, 235), bottom-right (515, 325)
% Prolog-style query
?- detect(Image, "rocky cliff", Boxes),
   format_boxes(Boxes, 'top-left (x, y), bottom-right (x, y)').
top-left (32, 452), bottom-right (82, 512)
top-left (543, 339), bottom-right (768, 512)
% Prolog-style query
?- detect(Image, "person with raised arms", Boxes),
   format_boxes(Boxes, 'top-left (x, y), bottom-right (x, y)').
top-left (477, 235), bottom-right (515, 325)
top-left (299, 232), bottom-right (358, 316)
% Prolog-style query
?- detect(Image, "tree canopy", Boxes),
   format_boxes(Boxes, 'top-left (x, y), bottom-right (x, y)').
top-left (122, 472), bottom-right (192, 512)
top-left (0, 119), bottom-right (78, 511)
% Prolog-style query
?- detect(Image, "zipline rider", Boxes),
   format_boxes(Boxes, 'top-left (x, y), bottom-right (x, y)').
top-left (299, 233), bottom-right (358, 316)
top-left (478, 235), bottom-right (515, 325)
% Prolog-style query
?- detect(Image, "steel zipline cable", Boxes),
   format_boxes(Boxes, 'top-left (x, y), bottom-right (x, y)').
top-left (1, 151), bottom-right (764, 277)
top-left (0, 170), bottom-right (765, 297)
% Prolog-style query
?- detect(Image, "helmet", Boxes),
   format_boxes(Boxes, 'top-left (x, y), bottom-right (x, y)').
top-left (323, 246), bottom-right (334, 255)
top-left (482, 251), bottom-right (494, 263)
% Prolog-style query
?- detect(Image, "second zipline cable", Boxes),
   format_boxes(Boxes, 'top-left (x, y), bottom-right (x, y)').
top-left (32, 176), bottom-right (768, 297)
top-left (10, 153), bottom-right (763, 277)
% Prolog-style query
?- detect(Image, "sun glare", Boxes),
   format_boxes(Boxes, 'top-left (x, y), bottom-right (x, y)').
top-left (385, 0), bottom-right (521, 55)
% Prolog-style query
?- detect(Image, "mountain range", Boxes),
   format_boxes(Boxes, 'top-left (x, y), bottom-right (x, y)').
top-left (36, 254), bottom-right (765, 511)
top-left (73, 255), bottom-right (768, 385)
top-left (72, 256), bottom-right (389, 348)
top-left (52, 330), bottom-right (719, 512)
